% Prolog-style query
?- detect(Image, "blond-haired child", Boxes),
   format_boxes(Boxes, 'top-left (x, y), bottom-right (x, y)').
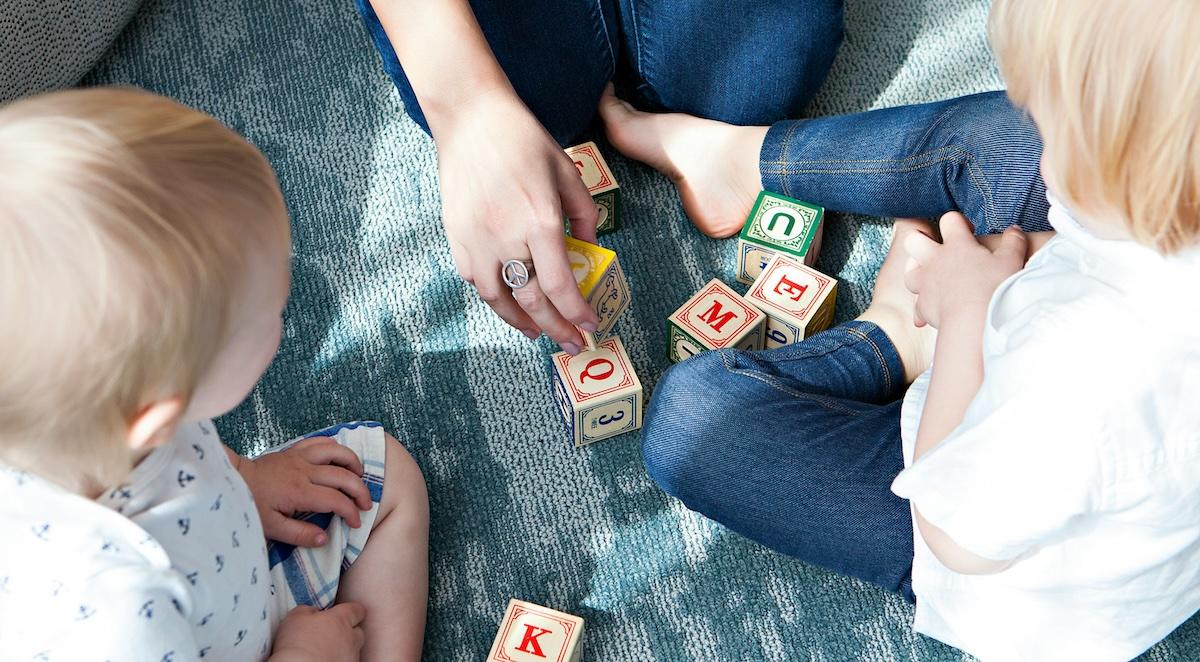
top-left (0, 88), bottom-right (429, 662)
top-left (617, 0), bottom-right (1200, 658)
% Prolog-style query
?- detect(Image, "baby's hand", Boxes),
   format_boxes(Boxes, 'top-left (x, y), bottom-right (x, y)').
top-left (271, 603), bottom-right (366, 662)
top-left (237, 436), bottom-right (373, 547)
top-left (904, 212), bottom-right (1027, 329)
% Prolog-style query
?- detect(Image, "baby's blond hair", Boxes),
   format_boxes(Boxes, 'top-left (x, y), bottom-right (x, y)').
top-left (0, 88), bottom-right (288, 491)
top-left (990, 0), bottom-right (1200, 253)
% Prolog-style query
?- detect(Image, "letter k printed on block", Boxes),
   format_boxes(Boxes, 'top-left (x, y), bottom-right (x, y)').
top-left (487, 600), bottom-right (585, 662)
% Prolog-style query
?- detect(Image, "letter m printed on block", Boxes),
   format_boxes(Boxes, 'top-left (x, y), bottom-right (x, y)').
top-left (697, 301), bottom-right (737, 333)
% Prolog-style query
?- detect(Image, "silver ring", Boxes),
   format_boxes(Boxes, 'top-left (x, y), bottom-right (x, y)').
top-left (502, 259), bottom-right (535, 289)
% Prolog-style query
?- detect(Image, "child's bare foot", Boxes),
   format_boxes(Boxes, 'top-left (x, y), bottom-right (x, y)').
top-left (598, 85), bottom-right (767, 239)
top-left (858, 219), bottom-right (939, 383)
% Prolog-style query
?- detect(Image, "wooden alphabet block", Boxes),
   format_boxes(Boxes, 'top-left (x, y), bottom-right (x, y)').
top-left (487, 599), bottom-right (584, 662)
top-left (735, 190), bottom-right (824, 285)
top-left (745, 255), bottom-right (837, 349)
top-left (550, 336), bottom-right (643, 447)
top-left (565, 235), bottom-right (630, 340)
top-left (666, 279), bottom-right (765, 363)
top-left (565, 141), bottom-right (621, 236)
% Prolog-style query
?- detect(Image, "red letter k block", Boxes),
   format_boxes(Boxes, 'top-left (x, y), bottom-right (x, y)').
top-left (515, 624), bottom-right (553, 657)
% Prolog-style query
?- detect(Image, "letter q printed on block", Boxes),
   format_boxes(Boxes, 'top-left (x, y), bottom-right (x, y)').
top-left (564, 235), bottom-right (630, 340)
top-left (487, 599), bottom-right (584, 662)
top-left (565, 141), bottom-right (621, 236)
top-left (745, 254), bottom-right (838, 349)
top-left (549, 336), bottom-right (643, 447)
top-left (665, 279), bottom-right (765, 364)
top-left (736, 191), bottom-right (825, 285)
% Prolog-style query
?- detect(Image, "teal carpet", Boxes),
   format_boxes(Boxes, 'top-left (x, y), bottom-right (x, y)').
top-left (84, 1), bottom-right (1199, 659)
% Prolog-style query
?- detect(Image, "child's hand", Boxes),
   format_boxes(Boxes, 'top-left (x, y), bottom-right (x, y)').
top-left (236, 437), bottom-right (373, 547)
top-left (904, 212), bottom-right (1027, 329)
top-left (271, 603), bottom-right (366, 662)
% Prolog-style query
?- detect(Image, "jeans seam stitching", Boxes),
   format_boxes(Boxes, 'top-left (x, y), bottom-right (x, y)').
top-left (762, 159), bottom-right (955, 176)
top-left (775, 122), bottom-right (803, 198)
top-left (592, 0), bottom-right (616, 82)
top-left (727, 369), bottom-right (865, 416)
top-left (628, 0), bottom-right (645, 83)
top-left (844, 326), bottom-right (893, 394)
top-left (760, 145), bottom-right (960, 167)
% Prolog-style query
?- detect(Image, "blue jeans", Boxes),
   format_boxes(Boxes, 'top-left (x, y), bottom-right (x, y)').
top-left (760, 91), bottom-right (1051, 233)
top-left (354, 0), bottom-right (846, 144)
top-left (643, 321), bottom-right (916, 602)
top-left (355, 2), bottom-right (1049, 232)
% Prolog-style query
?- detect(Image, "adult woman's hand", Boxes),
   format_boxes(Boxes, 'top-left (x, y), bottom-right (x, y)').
top-left (368, 0), bottom-right (599, 353)
top-left (434, 89), bottom-right (600, 352)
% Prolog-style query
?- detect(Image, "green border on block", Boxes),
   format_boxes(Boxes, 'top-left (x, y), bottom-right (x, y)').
top-left (738, 190), bottom-right (824, 258)
top-left (594, 189), bottom-right (620, 236)
top-left (666, 320), bottom-right (707, 364)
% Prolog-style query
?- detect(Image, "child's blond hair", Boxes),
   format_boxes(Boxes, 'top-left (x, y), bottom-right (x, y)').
top-left (989, 0), bottom-right (1200, 253)
top-left (0, 88), bottom-right (288, 491)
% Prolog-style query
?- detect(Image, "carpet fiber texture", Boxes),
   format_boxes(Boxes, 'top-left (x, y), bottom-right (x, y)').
top-left (84, 0), bottom-right (1200, 659)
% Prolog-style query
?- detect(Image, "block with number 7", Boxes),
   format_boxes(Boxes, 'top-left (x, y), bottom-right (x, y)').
top-left (486, 599), bottom-right (584, 662)
top-left (550, 336), bottom-right (643, 447)
top-left (736, 190), bottom-right (824, 285)
top-left (565, 141), bottom-right (621, 236)
top-left (666, 279), bottom-right (765, 364)
top-left (745, 254), bottom-right (837, 349)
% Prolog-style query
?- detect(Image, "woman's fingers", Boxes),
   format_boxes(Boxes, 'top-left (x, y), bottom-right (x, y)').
top-left (511, 275), bottom-right (585, 353)
top-left (525, 223), bottom-right (599, 331)
top-left (473, 256), bottom-right (540, 338)
top-left (557, 157), bottom-right (599, 245)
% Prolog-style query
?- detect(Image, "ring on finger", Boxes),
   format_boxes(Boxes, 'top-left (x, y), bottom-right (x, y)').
top-left (501, 259), bottom-right (536, 289)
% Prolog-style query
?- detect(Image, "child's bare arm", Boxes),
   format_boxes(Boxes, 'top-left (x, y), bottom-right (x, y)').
top-left (905, 214), bottom-right (1028, 573)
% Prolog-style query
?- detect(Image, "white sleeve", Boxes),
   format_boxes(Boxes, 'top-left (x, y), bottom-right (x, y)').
top-left (38, 565), bottom-right (201, 662)
top-left (891, 317), bottom-right (1112, 562)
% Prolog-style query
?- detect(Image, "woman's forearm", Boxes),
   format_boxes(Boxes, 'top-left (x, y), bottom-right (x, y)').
top-left (368, 0), bottom-right (518, 133)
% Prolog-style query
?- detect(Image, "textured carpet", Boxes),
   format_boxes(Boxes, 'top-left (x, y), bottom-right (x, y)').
top-left (83, 1), bottom-right (1200, 659)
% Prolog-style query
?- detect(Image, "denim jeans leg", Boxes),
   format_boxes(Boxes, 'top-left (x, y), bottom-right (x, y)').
top-left (760, 91), bottom-right (1050, 233)
top-left (642, 321), bottom-right (915, 600)
top-left (616, 0), bottom-right (844, 124)
top-left (353, 0), bottom-right (618, 146)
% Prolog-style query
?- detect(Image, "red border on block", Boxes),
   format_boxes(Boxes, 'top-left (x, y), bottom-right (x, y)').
top-left (492, 603), bottom-right (580, 662)
top-left (748, 258), bottom-right (834, 320)
top-left (570, 144), bottom-right (614, 192)
top-left (553, 338), bottom-right (635, 403)
top-left (675, 282), bottom-right (761, 349)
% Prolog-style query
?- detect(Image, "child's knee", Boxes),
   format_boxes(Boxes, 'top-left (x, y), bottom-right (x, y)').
top-left (642, 351), bottom-right (734, 498)
top-left (378, 433), bottom-right (429, 531)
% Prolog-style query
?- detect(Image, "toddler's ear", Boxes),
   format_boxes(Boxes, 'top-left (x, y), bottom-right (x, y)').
top-left (127, 397), bottom-right (186, 451)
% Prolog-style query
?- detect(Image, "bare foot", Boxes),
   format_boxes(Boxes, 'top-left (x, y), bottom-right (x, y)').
top-left (858, 219), bottom-right (939, 383)
top-left (598, 85), bottom-right (768, 239)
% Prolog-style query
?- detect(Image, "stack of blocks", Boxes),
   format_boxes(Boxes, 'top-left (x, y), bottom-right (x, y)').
top-left (668, 191), bottom-right (838, 364)
top-left (487, 599), bottom-right (584, 662)
top-left (549, 235), bottom-right (642, 448)
top-left (565, 141), bottom-right (621, 236)
top-left (736, 190), bottom-right (824, 285)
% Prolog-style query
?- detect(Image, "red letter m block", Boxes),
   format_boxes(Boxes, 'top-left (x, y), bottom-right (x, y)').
top-left (697, 301), bottom-right (737, 333)
top-left (516, 624), bottom-right (553, 657)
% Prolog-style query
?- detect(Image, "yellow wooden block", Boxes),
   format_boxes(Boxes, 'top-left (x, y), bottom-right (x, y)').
top-left (565, 235), bottom-right (629, 339)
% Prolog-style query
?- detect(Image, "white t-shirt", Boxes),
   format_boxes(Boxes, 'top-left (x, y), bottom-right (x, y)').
top-left (0, 421), bottom-right (273, 662)
top-left (892, 202), bottom-right (1200, 660)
